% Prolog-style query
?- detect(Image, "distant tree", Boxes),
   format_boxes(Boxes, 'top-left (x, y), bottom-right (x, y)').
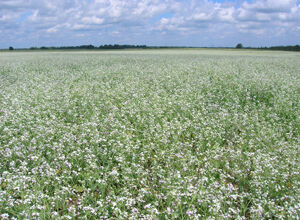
top-left (9, 46), bottom-right (14, 50)
top-left (236, 43), bottom-right (243, 49)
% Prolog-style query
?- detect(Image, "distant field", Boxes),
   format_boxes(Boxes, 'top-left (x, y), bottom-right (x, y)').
top-left (0, 49), bottom-right (299, 219)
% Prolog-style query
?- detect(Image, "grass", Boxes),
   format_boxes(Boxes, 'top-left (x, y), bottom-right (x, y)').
top-left (0, 49), bottom-right (299, 219)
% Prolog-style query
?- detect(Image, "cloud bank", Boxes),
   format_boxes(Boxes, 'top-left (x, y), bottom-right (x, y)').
top-left (0, 0), bottom-right (299, 48)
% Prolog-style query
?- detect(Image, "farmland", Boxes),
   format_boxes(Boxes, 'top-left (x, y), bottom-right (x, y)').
top-left (0, 49), bottom-right (299, 219)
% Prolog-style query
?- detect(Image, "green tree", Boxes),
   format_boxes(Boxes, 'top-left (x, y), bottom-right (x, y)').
top-left (9, 46), bottom-right (14, 50)
top-left (236, 43), bottom-right (243, 49)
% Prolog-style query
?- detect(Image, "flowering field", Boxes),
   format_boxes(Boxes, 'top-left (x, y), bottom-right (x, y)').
top-left (0, 49), bottom-right (299, 219)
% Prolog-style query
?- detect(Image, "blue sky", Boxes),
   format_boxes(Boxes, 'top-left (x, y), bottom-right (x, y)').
top-left (0, 0), bottom-right (299, 48)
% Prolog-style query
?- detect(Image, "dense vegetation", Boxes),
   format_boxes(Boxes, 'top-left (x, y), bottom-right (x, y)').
top-left (4, 44), bottom-right (300, 51)
top-left (262, 45), bottom-right (300, 52)
top-left (0, 49), bottom-right (299, 219)
top-left (29, 44), bottom-right (148, 50)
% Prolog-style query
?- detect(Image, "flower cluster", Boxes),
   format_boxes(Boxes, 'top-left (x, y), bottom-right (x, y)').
top-left (0, 50), bottom-right (299, 219)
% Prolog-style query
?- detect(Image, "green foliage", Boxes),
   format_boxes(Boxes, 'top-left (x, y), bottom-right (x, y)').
top-left (236, 43), bottom-right (243, 49)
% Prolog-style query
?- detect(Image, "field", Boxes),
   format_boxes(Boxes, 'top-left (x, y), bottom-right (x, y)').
top-left (0, 49), bottom-right (299, 219)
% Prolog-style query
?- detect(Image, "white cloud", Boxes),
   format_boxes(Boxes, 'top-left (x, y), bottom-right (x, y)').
top-left (242, 0), bottom-right (297, 12)
top-left (217, 7), bottom-right (235, 22)
top-left (46, 26), bottom-right (58, 33)
top-left (0, 14), bottom-right (11, 22)
top-left (0, 0), bottom-right (300, 48)
top-left (82, 16), bottom-right (104, 25)
top-left (192, 12), bottom-right (212, 21)
top-left (72, 24), bottom-right (88, 30)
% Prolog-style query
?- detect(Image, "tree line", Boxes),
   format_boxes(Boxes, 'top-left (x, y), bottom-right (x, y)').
top-left (260, 45), bottom-right (300, 52)
top-left (6, 44), bottom-right (300, 51)
top-left (236, 43), bottom-right (300, 52)
top-left (29, 44), bottom-right (148, 50)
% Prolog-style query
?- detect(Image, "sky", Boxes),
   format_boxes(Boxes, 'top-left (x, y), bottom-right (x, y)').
top-left (0, 0), bottom-right (300, 48)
